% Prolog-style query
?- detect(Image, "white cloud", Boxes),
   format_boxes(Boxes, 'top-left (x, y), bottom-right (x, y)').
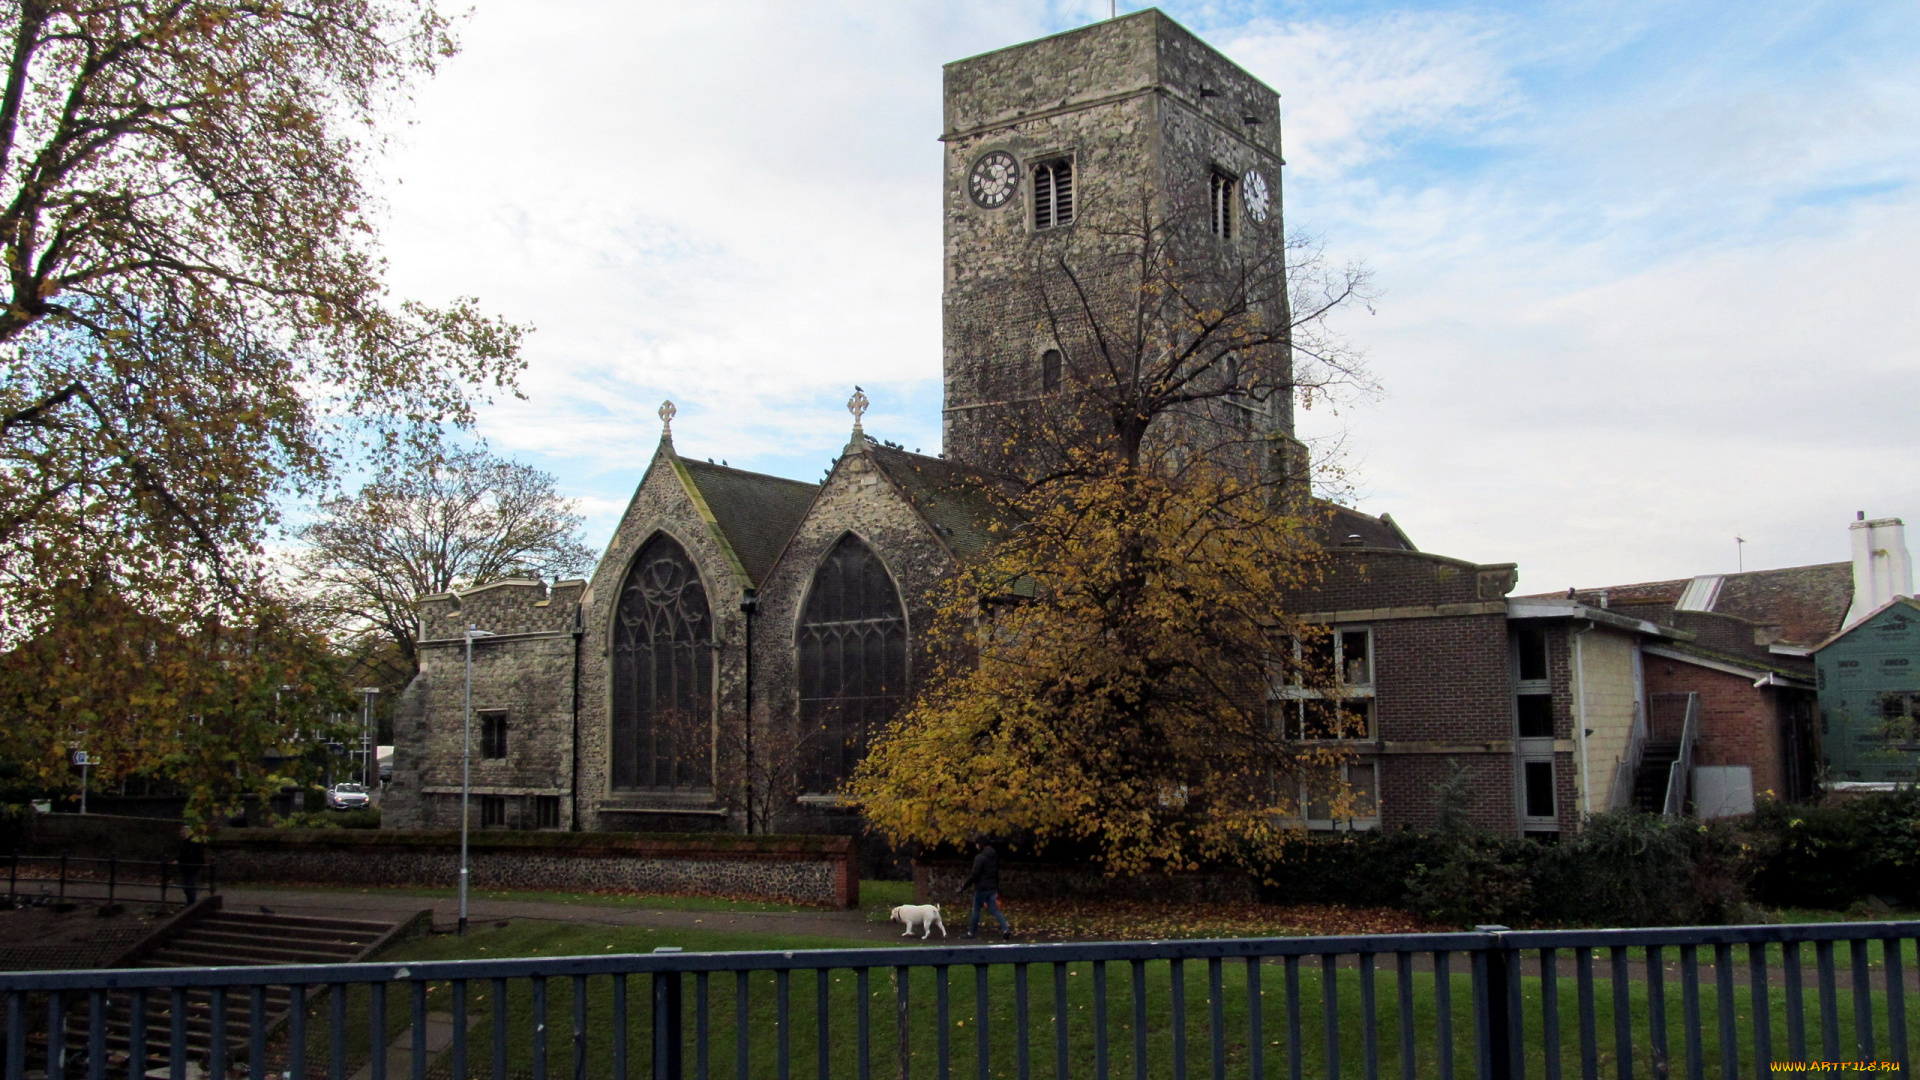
top-left (368, 0), bottom-right (1920, 588)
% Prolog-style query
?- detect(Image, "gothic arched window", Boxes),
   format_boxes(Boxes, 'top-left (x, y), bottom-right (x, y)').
top-left (611, 534), bottom-right (713, 790)
top-left (796, 534), bottom-right (908, 793)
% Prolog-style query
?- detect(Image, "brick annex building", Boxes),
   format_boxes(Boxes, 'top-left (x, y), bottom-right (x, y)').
top-left (383, 12), bottom-right (1890, 855)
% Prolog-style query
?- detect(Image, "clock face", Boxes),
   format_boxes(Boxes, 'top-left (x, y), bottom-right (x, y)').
top-left (1242, 169), bottom-right (1271, 223)
top-left (968, 151), bottom-right (1020, 209)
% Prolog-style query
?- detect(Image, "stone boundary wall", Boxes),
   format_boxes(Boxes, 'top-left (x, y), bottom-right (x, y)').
top-left (212, 830), bottom-right (858, 908)
top-left (913, 859), bottom-right (1255, 905)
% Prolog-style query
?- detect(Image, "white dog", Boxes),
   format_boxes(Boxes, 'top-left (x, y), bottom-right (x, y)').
top-left (889, 904), bottom-right (946, 939)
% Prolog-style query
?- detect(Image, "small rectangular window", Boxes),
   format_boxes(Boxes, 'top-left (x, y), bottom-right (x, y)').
top-left (1516, 694), bottom-right (1554, 738)
top-left (480, 710), bottom-right (508, 760)
top-left (1514, 627), bottom-right (1549, 683)
top-left (534, 795), bottom-right (561, 830)
top-left (1340, 630), bottom-right (1372, 687)
top-left (1523, 761), bottom-right (1557, 819)
top-left (480, 794), bottom-right (507, 828)
top-left (1034, 158), bottom-right (1074, 229)
top-left (1209, 170), bottom-right (1234, 238)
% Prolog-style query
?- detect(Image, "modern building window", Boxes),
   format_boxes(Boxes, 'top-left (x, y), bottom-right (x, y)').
top-left (797, 534), bottom-right (909, 794)
top-left (1293, 760), bottom-right (1379, 830)
top-left (1274, 627), bottom-right (1374, 740)
top-left (611, 533), bottom-right (714, 790)
top-left (1209, 170), bottom-right (1235, 238)
top-left (533, 795), bottom-right (562, 830)
top-left (479, 709), bottom-right (508, 760)
top-left (1522, 760), bottom-right (1557, 819)
top-left (1514, 626), bottom-right (1549, 682)
top-left (1516, 695), bottom-right (1554, 738)
top-left (480, 794), bottom-right (507, 828)
top-left (1040, 348), bottom-right (1063, 393)
top-left (1033, 158), bottom-right (1074, 229)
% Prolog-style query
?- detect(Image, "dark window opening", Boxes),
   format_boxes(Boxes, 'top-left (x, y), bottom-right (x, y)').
top-left (1209, 170), bottom-right (1234, 238)
top-left (1523, 761), bottom-right (1557, 818)
top-left (1340, 630), bottom-right (1372, 686)
top-left (1515, 627), bottom-right (1549, 682)
top-left (533, 795), bottom-right (561, 830)
top-left (1516, 694), bottom-right (1554, 738)
top-left (480, 795), bottom-right (507, 828)
top-left (1040, 349), bottom-right (1063, 393)
top-left (612, 533), bottom-right (714, 790)
top-left (797, 535), bottom-right (908, 793)
top-left (479, 709), bottom-right (508, 760)
top-left (1033, 158), bottom-right (1074, 229)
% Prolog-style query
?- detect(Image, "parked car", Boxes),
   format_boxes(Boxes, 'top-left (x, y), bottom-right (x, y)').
top-left (327, 783), bottom-right (371, 810)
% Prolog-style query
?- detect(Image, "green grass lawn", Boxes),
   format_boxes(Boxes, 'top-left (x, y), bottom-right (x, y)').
top-left (284, 919), bottom-right (1917, 1080)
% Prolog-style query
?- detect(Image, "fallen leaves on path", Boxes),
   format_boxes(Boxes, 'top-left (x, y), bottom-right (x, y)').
top-left (996, 900), bottom-right (1437, 941)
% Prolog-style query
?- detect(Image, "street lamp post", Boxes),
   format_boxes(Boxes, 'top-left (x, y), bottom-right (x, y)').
top-left (357, 687), bottom-right (380, 787)
top-left (460, 625), bottom-right (496, 936)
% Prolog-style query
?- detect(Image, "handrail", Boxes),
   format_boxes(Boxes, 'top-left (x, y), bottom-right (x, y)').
top-left (1613, 698), bottom-right (1649, 810)
top-left (1663, 691), bottom-right (1700, 816)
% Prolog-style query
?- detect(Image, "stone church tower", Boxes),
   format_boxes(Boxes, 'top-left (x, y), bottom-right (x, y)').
top-left (381, 13), bottom-right (1299, 854)
top-left (941, 11), bottom-right (1294, 478)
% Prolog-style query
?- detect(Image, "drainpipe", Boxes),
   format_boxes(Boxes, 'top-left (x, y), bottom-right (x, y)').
top-left (1572, 620), bottom-right (1595, 819)
top-left (569, 605), bottom-right (583, 831)
top-left (740, 591), bottom-right (758, 835)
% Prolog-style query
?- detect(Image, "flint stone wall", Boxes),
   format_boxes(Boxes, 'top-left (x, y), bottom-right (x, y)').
top-left (213, 830), bottom-right (858, 908)
top-left (913, 859), bottom-right (1255, 905)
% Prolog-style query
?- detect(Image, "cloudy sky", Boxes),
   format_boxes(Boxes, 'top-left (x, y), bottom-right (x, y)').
top-left (374, 0), bottom-right (1920, 594)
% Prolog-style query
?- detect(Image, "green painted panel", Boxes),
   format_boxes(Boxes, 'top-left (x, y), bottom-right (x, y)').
top-left (1816, 602), bottom-right (1920, 783)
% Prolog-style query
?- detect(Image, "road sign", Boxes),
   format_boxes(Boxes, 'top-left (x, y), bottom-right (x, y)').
top-left (72, 750), bottom-right (93, 766)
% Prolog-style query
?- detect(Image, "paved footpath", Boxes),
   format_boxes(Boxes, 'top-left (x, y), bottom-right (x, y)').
top-left (217, 887), bottom-right (966, 947)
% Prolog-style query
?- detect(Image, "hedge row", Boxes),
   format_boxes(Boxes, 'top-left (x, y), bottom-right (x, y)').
top-left (1256, 789), bottom-right (1920, 928)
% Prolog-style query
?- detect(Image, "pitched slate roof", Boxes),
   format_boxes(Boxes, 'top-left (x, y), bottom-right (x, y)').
top-left (676, 458), bottom-right (820, 587)
top-left (1317, 503), bottom-right (1417, 551)
top-left (1526, 561), bottom-right (1854, 649)
top-left (864, 442), bottom-right (1009, 561)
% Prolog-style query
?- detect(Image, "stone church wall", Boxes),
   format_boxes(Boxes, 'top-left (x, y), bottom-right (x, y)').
top-left (751, 440), bottom-right (957, 837)
top-left (213, 830), bottom-right (859, 908)
top-left (383, 579), bottom-right (584, 832)
top-left (575, 449), bottom-right (756, 832)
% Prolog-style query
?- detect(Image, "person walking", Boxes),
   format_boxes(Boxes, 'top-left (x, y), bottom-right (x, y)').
top-left (176, 826), bottom-right (207, 905)
top-left (957, 836), bottom-right (1010, 939)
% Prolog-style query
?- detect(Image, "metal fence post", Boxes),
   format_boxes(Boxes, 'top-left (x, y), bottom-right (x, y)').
top-left (1476, 926), bottom-right (1518, 1080)
top-left (654, 951), bottom-right (683, 1080)
top-left (7, 852), bottom-right (15, 905)
top-left (58, 853), bottom-right (66, 899)
top-left (107, 855), bottom-right (116, 902)
top-left (159, 859), bottom-right (170, 905)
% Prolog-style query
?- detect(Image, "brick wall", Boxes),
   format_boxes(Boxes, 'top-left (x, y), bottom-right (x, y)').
top-left (1644, 656), bottom-right (1786, 801)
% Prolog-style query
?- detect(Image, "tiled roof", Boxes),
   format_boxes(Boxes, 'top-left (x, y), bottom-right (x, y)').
top-left (1526, 562), bottom-right (1853, 649)
top-left (678, 459), bottom-right (820, 587)
top-left (1713, 563), bottom-right (1853, 646)
top-left (864, 442), bottom-right (1010, 561)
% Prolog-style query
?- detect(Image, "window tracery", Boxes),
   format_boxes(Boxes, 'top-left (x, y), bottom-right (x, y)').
top-left (611, 533), bottom-right (713, 790)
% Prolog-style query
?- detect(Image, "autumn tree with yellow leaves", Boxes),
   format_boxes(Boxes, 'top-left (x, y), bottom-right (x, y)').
top-left (0, 1), bottom-right (524, 821)
top-left (851, 195), bottom-right (1379, 874)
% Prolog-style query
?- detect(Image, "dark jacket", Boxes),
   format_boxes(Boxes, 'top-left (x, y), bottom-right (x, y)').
top-left (959, 845), bottom-right (999, 893)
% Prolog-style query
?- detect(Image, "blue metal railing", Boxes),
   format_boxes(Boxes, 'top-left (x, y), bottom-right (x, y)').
top-left (3, 920), bottom-right (1915, 1080)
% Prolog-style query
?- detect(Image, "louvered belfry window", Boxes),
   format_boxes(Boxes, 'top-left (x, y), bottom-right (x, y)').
top-left (1033, 158), bottom-right (1074, 230)
top-left (611, 533), bottom-right (713, 790)
top-left (797, 534), bottom-right (908, 793)
top-left (1209, 170), bottom-right (1234, 238)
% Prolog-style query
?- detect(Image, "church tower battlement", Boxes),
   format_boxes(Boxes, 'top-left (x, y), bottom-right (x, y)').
top-left (940, 10), bottom-right (1291, 476)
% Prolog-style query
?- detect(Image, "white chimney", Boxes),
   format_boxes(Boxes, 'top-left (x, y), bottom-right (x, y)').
top-left (1844, 513), bottom-right (1915, 629)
